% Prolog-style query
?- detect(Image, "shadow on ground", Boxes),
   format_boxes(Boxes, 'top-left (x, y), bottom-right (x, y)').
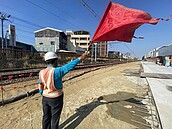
top-left (122, 69), bottom-right (141, 77)
top-left (59, 92), bottom-right (151, 129)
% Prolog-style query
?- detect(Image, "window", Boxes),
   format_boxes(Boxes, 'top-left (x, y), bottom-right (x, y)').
top-left (80, 43), bottom-right (87, 46)
top-left (80, 37), bottom-right (87, 40)
top-left (35, 32), bottom-right (43, 37)
top-left (39, 42), bottom-right (43, 45)
top-left (72, 37), bottom-right (79, 40)
top-left (51, 41), bottom-right (55, 45)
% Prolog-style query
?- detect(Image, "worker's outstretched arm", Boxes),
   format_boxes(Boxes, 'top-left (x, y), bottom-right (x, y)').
top-left (78, 51), bottom-right (89, 60)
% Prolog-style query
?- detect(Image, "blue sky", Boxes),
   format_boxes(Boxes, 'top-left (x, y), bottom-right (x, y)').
top-left (0, 0), bottom-right (172, 59)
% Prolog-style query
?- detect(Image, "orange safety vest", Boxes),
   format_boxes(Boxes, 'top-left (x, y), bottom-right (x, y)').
top-left (39, 68), bottom-right (63, 98)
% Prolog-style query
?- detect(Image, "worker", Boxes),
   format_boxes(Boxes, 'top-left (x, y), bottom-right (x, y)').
top-left (38, 51), bottom-right (88, 129)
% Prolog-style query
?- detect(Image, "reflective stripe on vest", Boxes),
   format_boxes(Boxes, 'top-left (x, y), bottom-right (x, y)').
top-left (39, 68), bottom-right (63, 98)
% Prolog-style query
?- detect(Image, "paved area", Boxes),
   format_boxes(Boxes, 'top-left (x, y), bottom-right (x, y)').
top-left (141, 61), bottom-right (172, 129)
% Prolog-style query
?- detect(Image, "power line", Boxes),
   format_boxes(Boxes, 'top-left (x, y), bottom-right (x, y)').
top-left (16, 34), bottom-right (35, 44)
top-left (0, 4), bottom-right (64, 30)
top-left (1, 1), bottom-right (95, 37)
top-left (13, 22), bottom-right (38, 30)
top-left (109, 41), bottom-right (138, 58)
top-left (25, 0), bottom-right (81, 29)
top-left (4, 23), bottom-right (36, 32)
top-left (80, 0), bottom-right (101, 19)
top-left (12, 16), bottom-right (44, 28)
top-left (3, 24), bottom-right (34, 34)
top-left (43, 0), bottom-right (93, 31)
top-left (15, 28), bottom-right (34, 34)
top-left (123, 43), bottom-right (138, 58)
top-left (44, 0), bottom-right (75, 20)
top-left (16, 33), bottom-right (34, 39)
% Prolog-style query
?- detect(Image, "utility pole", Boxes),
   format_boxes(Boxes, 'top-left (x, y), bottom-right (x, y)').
top-left (94, 43), bottom-right (97, 63)
top-left (0, 12), bottom-right (11, 49)
top-left (91, 43), bottom-right (94, 63)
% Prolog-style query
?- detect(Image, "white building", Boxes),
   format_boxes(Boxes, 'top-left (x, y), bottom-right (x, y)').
top-left (144, 43), bottom-right (172, 65)
top-left (66, 30), bottom-right (90, 51)
top-left (34, 27), bottom-right (67, 52)
top-left (145, 44), bottom-right (172, 58)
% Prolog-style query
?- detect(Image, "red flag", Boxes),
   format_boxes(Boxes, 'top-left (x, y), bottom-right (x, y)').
top-left (91, 2), bottom-right (159, 43)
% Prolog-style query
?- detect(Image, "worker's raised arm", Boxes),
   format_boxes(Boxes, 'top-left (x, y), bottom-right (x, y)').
top-left (78, 51), bottom-right (89, 60)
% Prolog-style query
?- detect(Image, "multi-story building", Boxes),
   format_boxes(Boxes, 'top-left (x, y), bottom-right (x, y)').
top-left (66, 30), bottom-right (90, 51)
top-left (34, 27), bottom-right (67, 52)
top-left (66, 30), bottom-right (107, 57)
top-left (96, 42), bottom-right (108, 57)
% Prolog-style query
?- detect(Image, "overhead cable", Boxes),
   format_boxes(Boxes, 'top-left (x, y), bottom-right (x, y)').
top-left (25, 0), bottom-right (81, 29)
top-left (44, 0), bottom-right (93, 31)
top-left (3, 24), bottom-right (34, 34)
top-left (0, 4), bottom-right (63, 30)
top-left (124, 43), bottom-right (138, 58)
top-left (12, 16), bottom-right (44, 28)
top-left (80, 0), bottom-right (101, 19)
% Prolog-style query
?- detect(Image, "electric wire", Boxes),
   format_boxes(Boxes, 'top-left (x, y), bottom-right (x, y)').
top-left (0, 4), bottom-right (64, 30)
top-left (16, 34), bottom-right (35, 43)
top-left (44, 0), bottom-right (93, 31)
top-left (44, 0), bottom-right (75, 20)
top-left (3, 24), bottom-right (34, 34)
top-left (1, 1), bottom-right (96, 39)
top-left (2, 25), bottom-right (35, 42)
top-left (25, 0), bottom-right (81, 29)
top-left (17, 34), bottom-right (34, 39)
top-left (80, 0), bottom-right (101, 19)
top-left (13, 22), bottom-right (38, 30)
top-left (123, 43), bottom-right (138, 58)
top-left (11, 16), bottom-right (44, 28)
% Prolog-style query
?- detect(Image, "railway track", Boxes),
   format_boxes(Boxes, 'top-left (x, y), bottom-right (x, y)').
top-left (0, 61), bottom-right (124, 105)
top-left (0, 62), bottom-right (123, 85)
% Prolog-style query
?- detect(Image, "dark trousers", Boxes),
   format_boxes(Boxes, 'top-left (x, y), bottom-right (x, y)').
top-left (42, 94), bottom-right (63, 129)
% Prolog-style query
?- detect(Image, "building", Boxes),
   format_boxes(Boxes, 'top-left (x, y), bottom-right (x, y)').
top-left (144, 43), bottom-right (172, 65)
top-left (66, 30), bottom-right (108, 57)
top-left (144, 45), bottom-right (171, 59)
top-left (34, 27), bottom-right (67, 52)
top-left (66, 30), bottom-right (85, 54)
top-left (66, 30), bottom-right (90, 51)
top-left (0, 38), bottom-right (37, 59)
top-left (123, 52), bottom-right (137, 59)
top-left (94, 42), bottom-right (108, 57)
top-left (108, 51), bottom-right (123, 58)
top-left (0, 38), bottom-right (35, 51)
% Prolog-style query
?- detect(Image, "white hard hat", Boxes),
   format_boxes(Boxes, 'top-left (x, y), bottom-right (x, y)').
top-left (44, 52), bottom-right (58, 61)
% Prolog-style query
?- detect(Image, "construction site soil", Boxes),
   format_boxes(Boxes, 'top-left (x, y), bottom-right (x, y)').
top-left (0, 61), bottom-right (151, 129)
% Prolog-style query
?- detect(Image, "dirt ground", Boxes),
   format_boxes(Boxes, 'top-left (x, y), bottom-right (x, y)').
top-left (0, 61), bottom-right (151, 129)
